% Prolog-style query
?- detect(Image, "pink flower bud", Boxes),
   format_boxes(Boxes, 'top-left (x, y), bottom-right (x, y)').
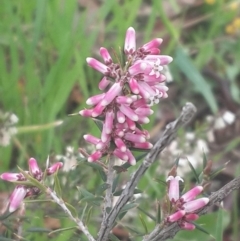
top-left (181, 186), bottom-right (203, 202)
top-left (28, 158), bottom-right (41, 176)
top-left (141, 38), bottom-right (163, 51)
top-left (88, 151), bottom-right (102, 162)
top-left (9, 186), bottom-right (27, 213)
top-left (124, 133), bottom-right (146, 143)
top-left (185, 213), bottom-right (199, 221)
top-left (86, 93), bottom-right (105, 106)
top-left (84, 134), bottom-right (100, 145)
top-left (104, 110), bottom-right (114, 134)
top-left (86, 57), bottom-right (109, 74)
top-left (117, 111), bottom-right (125, 123)
top-left (79, 109), bottom-right (93, 117)
top-left (116, 96), bottom-right (133, 105)
top-left (132, 142), bottom-right (153, 149)
top-left (183, 197), bottom-right (209, 213)
top-left (114, 137), bottom-right (127, 152)
top-left (101, 82), bottom-right (122, 106)
top-left (126, 117), bottom-right (136, 130)
top-left (100, 47), bottom-right (112, 64)
top-left (125, 149), bottom-right (136, 165)
top-left (129, 78), bottom-right (139, 94)
top-left (119, 105), bottom-right (138, 121)
top-left (124, 27), bottom-right (136, 54)
top-left (99, 77), bottom-right (110, 90)
top-left (47, 162), bottom-right (63, 175)
top-left (92, 103), bottom-right (106, 117)
top-left (113, 149), bottom-right (128, 161)
top-left (180, 221), bottom-right (195, 230)
top-left (167, 210), bottom-right (185, 222)
top-left (1, 173), bottom-right (25, 182)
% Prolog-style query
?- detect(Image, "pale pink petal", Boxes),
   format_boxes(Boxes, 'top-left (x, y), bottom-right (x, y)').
top-left (86, 57), bottom-right (109, 74)
top-left (183, 197), bottom-right (209, 213)
top-left (101, 82), bottom-right (122, 106)
top-left (119, 105), bottom-right (138, 121)
top-left (180, 221), bottom-right (195, 230)
top-left (124, 27), bottom-right (136, 54)
top-left (113, 149), bottom-right (128, 162)
top-left (1, 173), bottom-right (25, 182)
top-left (141, 38), bottom-right (163, 51)
top-left (100, 47), bottom-right (112, 64)
top-left (105, 110), bottom-right (114, 134)
top-left (9, 186), bottom-right (27, 213)
top-left (84, 134), bottom-right (100, 145)
top-left (181, 186), bottom-right (203, 202)
top-left (117, 110), bottom-right (125, 123)
top-left (88, 151), bottom-right (102, 162)
top-left (166, 176), bottom-right (184, 202)
top-left (86, 93), bottom-right (105, 105)
top-left (125, 149), bottom-right (136, 165)
top-left (99, 77), bottom-right (110, 90)
top-left (28, 158), bottom-right (41, 176)
top-left (167, 210), bottom-right (185, 222)
top-left (114, 137), bottom-right (127, 152)
top-left (124, 133), bottom-right (146, 143)
top-left (47, 162), bottom-right (63, 175)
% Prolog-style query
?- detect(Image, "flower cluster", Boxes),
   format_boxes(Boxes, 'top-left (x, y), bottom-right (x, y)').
top-left (0, 158), bottom-right (63, 213)
top-left (0, 111), bottom-right (18, 146)
top-left (166, 176), bottom-right (209, 230)
top-left (80, 27), bottom-right (173, 165)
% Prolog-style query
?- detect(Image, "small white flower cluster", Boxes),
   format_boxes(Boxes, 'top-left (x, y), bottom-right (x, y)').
top-left (0, 111), bottom-right (18, 146)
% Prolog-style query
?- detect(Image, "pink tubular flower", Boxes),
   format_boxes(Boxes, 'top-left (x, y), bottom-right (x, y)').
top-left (9, 186), bottom-right (27, 213)
top-left (80, 27), bottom-right (172, 164)
top-left (166, 175), bottom-right (209, 230)
top-left (0, 157), bottom-right (63, 212)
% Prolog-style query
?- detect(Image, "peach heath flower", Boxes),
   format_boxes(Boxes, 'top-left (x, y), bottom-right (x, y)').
top-left (1, 157), bottom-right (63, 213)
top-left (80, 27), bottom-right (172, 164)
top-left (166, 176), bottom-right (209, 230)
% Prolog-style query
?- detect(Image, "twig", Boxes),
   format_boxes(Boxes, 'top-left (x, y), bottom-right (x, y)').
top-left (102, 155), bottom-right (115, 221)
top-left (144, 175), bottom-right (240, 241)
top-left (46, 188), bottom-right (95, 241)
top-left (97, 103), bottom-right (197, 241)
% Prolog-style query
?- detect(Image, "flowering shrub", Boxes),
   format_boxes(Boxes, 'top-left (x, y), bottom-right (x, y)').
top-left (80, 27), bottom-right (172, 165)
top-left (0, 26), bottom-right (238, 241)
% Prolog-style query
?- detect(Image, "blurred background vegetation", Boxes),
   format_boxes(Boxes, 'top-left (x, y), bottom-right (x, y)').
top-left (0, 0), bottom-right (240, 240)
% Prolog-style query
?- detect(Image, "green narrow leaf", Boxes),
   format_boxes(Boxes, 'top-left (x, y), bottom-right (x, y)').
top-left (85, 206), bottom-right (93, 226)
top-left (112, 175), bottom-right (120, 193)
top-left (79, 187), bottom-right (95, 198)
top-left (95, 183), bottom-right (109, 196)
top-left (156, 201), bottom-right (161, 224)
top-left (215, 208), bottom-right (223, 241)
top-left (137, 206), bottom-right (156, 222)
top-left (64, 202), bottom-right (78, 217)
top-left (202, 151), bottom-right (208, 169)
top-left (26, 227), bottom-right (51, 233)
top-left (186, 159), bottom-right (200, 183)
top-left (175, 47), bottom-right (218, 113)
top-left (53, 172), bottom-right (62, 197)
top-left (192, 221), bottom-right (212, 237)
top-left (138, 214), bottom-right (148, 234)
top-left (48, 226), bottom-right (77, 236)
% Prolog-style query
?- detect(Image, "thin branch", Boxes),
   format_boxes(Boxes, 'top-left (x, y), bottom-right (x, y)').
top-left (46, 188), bottom-right (95, 241)
top-left (144, 175), bottom-right (240, 241)
top-left (102, 155), bottom-right (115, 221)
top-left (97, 103), bottom-right (197, 241)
